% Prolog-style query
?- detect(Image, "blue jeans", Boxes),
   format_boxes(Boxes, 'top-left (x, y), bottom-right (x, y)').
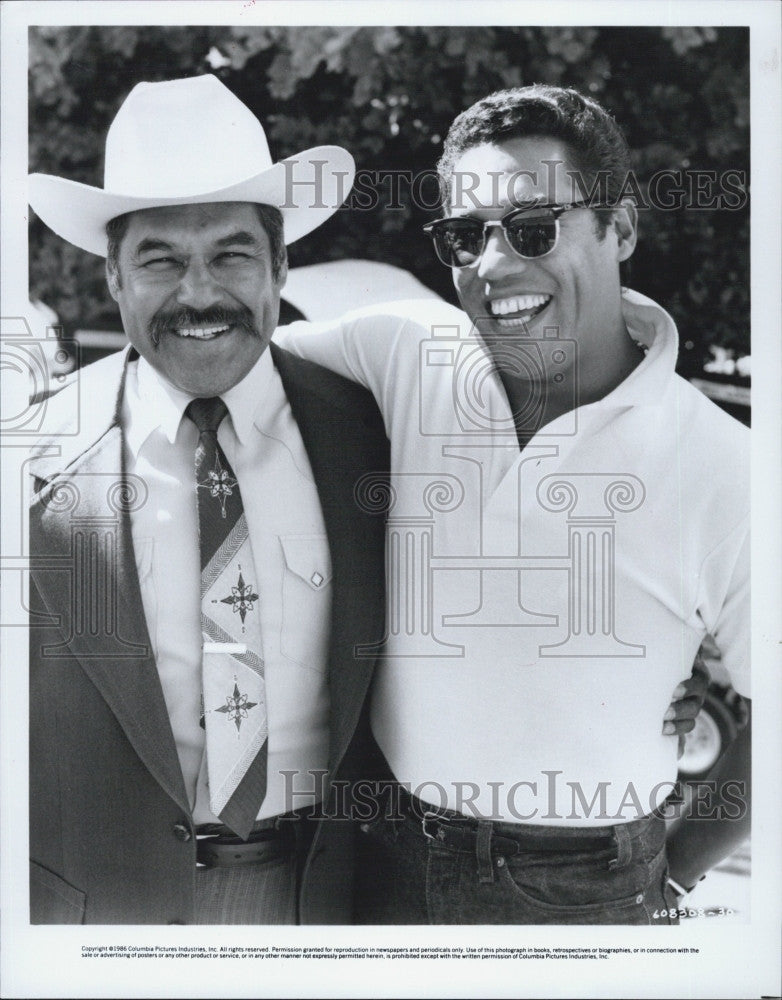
top-left (355, 792), bottom-right (679, 925)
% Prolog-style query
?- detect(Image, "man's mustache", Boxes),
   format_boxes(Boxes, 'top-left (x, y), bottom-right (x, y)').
top-left (148, 305), bottom-right (259, 345)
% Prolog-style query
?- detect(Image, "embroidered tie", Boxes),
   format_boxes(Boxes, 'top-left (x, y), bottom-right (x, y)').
top-left (186, 397), bottom-right (267, 840)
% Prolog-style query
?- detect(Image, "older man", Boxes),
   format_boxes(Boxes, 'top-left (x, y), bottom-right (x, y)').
top-left (278, 85), bottom-right (750, 924)
top-left (27, 75), bottom-right (389, 924)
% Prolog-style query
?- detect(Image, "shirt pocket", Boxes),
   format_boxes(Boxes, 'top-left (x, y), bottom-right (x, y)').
top-left (279, 534), bottom-right (332, 672)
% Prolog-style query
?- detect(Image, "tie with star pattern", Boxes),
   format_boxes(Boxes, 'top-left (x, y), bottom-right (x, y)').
top-left (187, 396), bottom-right (267, 839)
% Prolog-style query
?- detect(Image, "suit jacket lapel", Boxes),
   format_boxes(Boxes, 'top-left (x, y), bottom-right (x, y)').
top-left (29, 349), bottom-right (190, 812)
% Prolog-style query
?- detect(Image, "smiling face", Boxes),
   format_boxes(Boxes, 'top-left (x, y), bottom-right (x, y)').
top-left (448, 136), bottom-right (638, 399)
top-left (108, 201), bottom-right (287, 396)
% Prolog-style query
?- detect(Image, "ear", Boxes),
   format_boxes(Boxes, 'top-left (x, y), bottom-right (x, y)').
top-left (106, 263), bottom-right (120, 301)
top-left (612, 200), bottom-right (638, 262)
top-left (277, 256), bottom-right (288, 290)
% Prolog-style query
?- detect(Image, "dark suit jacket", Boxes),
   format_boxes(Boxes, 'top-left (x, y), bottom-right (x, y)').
top-left (28, 343), bottom-right (389, 924)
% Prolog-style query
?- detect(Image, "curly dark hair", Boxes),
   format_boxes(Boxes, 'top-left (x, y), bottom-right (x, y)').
top-left (106, 202), bottom-right (287, 287)
top-left (438, 85), bottom-right (631, 234)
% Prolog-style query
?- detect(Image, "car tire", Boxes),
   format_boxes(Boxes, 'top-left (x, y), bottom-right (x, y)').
top-left (677, 688), bottom-right (740, 781)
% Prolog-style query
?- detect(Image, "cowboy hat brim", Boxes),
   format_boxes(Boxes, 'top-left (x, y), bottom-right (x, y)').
top-left (29, 146), bottom-right (355, 258)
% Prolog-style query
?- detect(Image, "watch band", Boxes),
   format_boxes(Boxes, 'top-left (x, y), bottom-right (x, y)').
top-left (667, 874), bottom-right (706, 897)
top-left (667, 876), bottom-right (689, 897)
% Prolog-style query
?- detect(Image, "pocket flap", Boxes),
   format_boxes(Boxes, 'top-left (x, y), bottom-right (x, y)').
top-left (280, 535), bottom-right (332, 591)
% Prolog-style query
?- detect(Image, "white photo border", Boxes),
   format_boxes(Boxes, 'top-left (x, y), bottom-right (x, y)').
top-left (2, 2), bottom-right (780, 998)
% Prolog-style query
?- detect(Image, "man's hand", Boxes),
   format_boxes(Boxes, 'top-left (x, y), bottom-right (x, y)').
top-left (662, 653), bottom-right (710, 756)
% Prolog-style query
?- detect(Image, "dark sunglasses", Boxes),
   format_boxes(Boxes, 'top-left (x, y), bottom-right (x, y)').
top-left (423, 201), bottom-right (607, 268)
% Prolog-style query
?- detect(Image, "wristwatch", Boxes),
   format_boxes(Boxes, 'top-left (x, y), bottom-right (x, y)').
top-left (667, 875), bottom-right (706, 898)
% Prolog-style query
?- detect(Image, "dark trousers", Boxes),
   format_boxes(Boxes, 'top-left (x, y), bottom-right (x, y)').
top-left (355, 789), bottom-right (680, 925)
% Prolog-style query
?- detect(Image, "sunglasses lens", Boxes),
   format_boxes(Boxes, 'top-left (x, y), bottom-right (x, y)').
top-left (431, 220), bottom-right (485, 267)
top-left (428, 209), bottom-right (561, 267)
top-left (505, 212), bottom-right (558, 258)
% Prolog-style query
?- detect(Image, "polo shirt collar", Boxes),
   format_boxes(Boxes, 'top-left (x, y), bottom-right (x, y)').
top-left (597, 288), bottom-right (679, 409)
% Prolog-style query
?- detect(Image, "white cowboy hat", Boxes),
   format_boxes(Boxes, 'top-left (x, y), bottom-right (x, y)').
top-left (28, 74), bottom-right (355, 257)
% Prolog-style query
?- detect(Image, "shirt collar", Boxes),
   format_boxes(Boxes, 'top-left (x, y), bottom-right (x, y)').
top-left (125, 356), bottom-right (194, 458)
top-left (221, 346), bottom-right (276, 446)
top-left (596, 288), bottom-right (680, 409)
top-left (124, 347), bottom-right (277, 458)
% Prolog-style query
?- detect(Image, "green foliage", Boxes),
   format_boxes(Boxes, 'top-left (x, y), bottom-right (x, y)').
top-left (28, 25), bottom-right (749, 366)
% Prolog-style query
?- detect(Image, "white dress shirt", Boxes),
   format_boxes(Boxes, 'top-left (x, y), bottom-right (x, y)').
top-left (277, 289), bottom-right (749, 824)
top-left (123, 347), bottom-right (331, 822)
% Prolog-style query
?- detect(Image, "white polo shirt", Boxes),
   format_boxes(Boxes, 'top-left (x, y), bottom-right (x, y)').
top-left (276, 290), bottom-right (749, 825)
top-left (124, 348), bottom-right (331, 822)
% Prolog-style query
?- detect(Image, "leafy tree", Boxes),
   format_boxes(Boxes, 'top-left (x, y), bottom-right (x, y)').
top-left (28, 25), bottom-right (749, 370)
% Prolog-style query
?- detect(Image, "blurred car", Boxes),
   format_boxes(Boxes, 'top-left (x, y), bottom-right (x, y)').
top-left (281, 258), bottom-right (442, 321)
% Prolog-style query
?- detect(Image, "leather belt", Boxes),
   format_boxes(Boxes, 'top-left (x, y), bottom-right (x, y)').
top-left (196, 828), bottom-right (295, 868)
top-left (196, 811), bottom-right (313, 869)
